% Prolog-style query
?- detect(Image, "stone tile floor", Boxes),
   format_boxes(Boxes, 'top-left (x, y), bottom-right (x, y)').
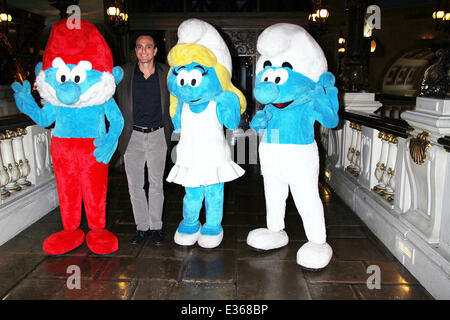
top-left (0, 165), bottom-right (434, 300)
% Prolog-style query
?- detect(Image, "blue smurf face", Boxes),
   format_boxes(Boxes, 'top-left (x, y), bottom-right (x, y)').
top-left (43, 62), bottom-right (103, 105)
top-left (254, 62), bottom-right (316, 110)
top-left (167, 62), bottom-right (223, 105)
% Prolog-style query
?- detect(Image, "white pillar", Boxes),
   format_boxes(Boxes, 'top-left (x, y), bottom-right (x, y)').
top-left (0, 130), bottom-right (21, 193)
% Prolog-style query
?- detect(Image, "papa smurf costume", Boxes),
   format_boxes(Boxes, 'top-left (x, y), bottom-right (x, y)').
top-left (246, 23), bottom-right (339, 270)
top-left (11, 19), bottom-right (124, 255)
top-left (166, 18), bottom-right (246, 249)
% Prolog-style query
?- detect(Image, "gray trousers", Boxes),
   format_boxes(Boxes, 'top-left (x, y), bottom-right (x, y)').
top-left (124, 128), bottom-right (167, 231)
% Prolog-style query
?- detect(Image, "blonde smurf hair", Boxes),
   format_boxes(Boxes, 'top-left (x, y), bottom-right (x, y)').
top-left (167, 43), bottom-right (246, 118)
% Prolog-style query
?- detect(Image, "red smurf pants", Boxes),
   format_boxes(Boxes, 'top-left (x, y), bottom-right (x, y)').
top-left (51, 137), bottom-right (108, 230)
top-left (44, 137), bottom-right (118, 255)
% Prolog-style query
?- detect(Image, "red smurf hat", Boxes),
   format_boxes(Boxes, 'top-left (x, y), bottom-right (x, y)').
top-left (42, 18), bottom-right (113, 73)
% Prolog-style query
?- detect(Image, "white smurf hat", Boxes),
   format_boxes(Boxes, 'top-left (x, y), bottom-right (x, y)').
top-left (255, 23), bottom-right (327, 82)
top-left (177, 18), bottom-right (232, 75)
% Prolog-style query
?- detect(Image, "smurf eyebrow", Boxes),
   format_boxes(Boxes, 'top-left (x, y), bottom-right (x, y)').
top-left (77, 61), bottom-right (92, 70)
top-left (51, 58), bottom-right (92, 71)
top-left (172, 65), bottom-right (186, 75)
top-left (52, 57), bottom-right (67, 69)
top-left (194, 65), bottom-right (208, 75)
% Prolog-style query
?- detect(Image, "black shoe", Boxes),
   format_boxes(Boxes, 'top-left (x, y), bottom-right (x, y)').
top-left (130, 230), bottom-right (148, 245)
top-left (150, 229), bottom-right (164, 246)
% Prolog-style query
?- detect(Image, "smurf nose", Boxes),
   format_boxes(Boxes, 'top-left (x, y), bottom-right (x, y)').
top-left (253, 81), bottom-right (279, 105)
top-left (56, 81), bottom-right (81, 105)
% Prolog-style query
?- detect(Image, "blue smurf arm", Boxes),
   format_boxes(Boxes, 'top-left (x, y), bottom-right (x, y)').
top-left (93, 98), bottom-right (124, 164)
top-left (171, 99), bottom-right (183, 133)
top-left (215, 91), bottom-right (240, 129)
top-left (11, 80), bottom-right (56, 127)
top-left (308, 72), bottom-right (339, 129)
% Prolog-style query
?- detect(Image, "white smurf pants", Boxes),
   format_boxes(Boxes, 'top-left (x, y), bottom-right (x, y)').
top-left (258, 141), bottom-right (326, 244)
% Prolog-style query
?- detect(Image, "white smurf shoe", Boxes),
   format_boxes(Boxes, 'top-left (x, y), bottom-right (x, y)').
top-left (246, 228), bottom-right (289, 251)
top-left (198, 230), bottom-right (224, 249)
top-left (296, 241), bottom-right (333, 271)
top-left (174, 227), bottom-right (201, 246)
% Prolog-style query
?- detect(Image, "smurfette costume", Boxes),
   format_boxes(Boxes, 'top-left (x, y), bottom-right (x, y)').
top-left (166, 18), bottom-right (246, 249)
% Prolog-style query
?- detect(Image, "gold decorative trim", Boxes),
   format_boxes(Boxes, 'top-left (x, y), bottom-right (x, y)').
top-left (409, 132), bottom-right (431, 165)
top-left (349, 122), bottom-right (362, 131)
top-left (378, 131), bottom-right (398, 144)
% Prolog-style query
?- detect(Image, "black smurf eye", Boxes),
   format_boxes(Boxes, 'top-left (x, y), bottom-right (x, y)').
top-left (282, 62), bottom-right (293, 69)
top-left (263, 60), bottom-right (272, 68)
top-left (74, 75), bottom-right (80, 83)
top-left (61, 75), bottom-right (66, 82)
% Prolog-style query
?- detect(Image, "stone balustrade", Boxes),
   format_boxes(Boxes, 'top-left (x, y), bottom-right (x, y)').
top-left (318, 93), bottom-right (450, 299)
top-left (0, 111), bottom-right (58, 247)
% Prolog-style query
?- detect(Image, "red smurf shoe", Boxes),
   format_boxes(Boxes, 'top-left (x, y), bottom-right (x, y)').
top-left (43, 229), bottom-right (85, 255)
top-left (86, 229), bottom-right (118, 255)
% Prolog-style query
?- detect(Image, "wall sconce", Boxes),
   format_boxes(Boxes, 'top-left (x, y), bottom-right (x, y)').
top-left (338, 36), bottom-right (346, 53)
top-left (432, 10), bottom-right (446, 20)
top-left (309, 0), bottom-right (329, 24)
top-left (0, 0), bottom-right (12, 24)
top-left (316, 8), bottom-right (329, 20)
top-left (370, 39), bottom-right (376, 53)
top-left (432, 0), bottom-right (449, 30)
top-left (106, 0), bottom-right (128, 31)
top-left (0, 12), bottom-right (12, 22)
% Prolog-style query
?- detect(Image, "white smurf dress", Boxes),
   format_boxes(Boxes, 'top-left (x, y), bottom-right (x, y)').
top-left (166, 100), bottom-right (244, 187)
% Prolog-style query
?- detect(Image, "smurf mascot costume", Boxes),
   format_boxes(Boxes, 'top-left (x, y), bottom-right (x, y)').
top-left (166, 18), bottom-right (246, 249)
top-left (247, 23), bottom-right (339, 270)
top-left (11, 19), bottom-right (124, 255)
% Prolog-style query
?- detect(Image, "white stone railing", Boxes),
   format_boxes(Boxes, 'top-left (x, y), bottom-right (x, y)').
top-left (0, 122), bottom-right (58, 246)
top-left (319, 93), bottom-right (450, 299)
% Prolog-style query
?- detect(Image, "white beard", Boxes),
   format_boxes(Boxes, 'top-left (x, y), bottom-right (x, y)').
top-left (35, 71), bottom-right (116, 108)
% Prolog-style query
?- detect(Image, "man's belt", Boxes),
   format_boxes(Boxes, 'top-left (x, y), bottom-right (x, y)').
top-left (133, 125), bottom-right (163, 133)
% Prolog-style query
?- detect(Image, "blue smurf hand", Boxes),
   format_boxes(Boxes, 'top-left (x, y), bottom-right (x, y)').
top-left (316, 72), bottom-right (338, 112)
top-left (93, 134), bottom-right (118, 164)
top-left (306, 72), bottom-right (339, 128)
top-left (11, 80), bottom-right (39, 116)
top-left (250, 109), bottom-right (273, 133)
top-left (215, 91), bottom-right (240, 129)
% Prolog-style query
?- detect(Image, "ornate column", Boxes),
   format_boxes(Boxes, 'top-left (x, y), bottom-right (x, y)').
top-left (0, 135), bottom-right (10, 199)
top-left (0, 130), bottom-right (22, 193)
top-left (401, 97), bottom-right (449, 245)
top-left (12, 128), bottom-right (31, 188)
